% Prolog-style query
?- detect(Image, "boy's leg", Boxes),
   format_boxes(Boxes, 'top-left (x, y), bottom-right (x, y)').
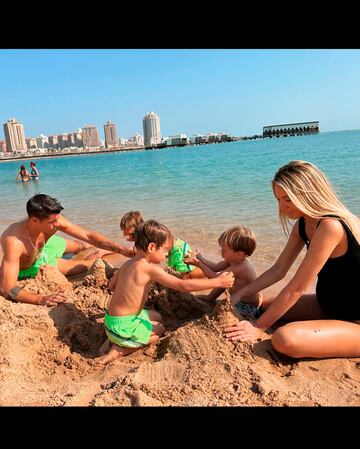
top-left (98, 338), bottom-right (112, 355)
top-left (148, 309), bottom-right (163, 323)
top-left (151, 321), bottom-right (165, 337)
top-left (97, 344), bottom-right (139, 364)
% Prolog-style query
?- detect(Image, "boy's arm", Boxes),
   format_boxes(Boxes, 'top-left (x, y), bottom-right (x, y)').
top-left (185, 249), bottom-right (229, 274)
top-left (151, 265), bottom-right (234, 292)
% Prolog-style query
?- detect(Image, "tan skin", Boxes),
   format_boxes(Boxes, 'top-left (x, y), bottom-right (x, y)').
top-left (97, 237), bottom-right (235, 364)
top-left (16, 167), bottom-right (30, 182)
top-left (0, 214), bottom-right (136, 307)
top-left (224, 184), bottom-right (360, 359)
top-left (185, 243), bottom-right (262, 307)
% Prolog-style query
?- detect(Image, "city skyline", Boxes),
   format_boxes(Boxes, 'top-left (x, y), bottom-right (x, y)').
top-left (1, 49), bottom-right (360, 139)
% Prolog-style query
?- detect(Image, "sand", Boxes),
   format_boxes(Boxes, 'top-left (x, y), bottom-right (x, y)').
top-left (1, 261), bottom-right (360, 406)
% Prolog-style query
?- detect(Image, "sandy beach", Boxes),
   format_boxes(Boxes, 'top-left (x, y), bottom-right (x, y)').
top-left (1, 251), bottom-right (359, 407)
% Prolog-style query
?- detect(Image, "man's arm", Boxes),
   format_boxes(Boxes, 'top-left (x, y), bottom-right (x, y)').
top-left (0, 237), bottom-right (66, 306)
top-left (56, 216), bottom-right (135, 257)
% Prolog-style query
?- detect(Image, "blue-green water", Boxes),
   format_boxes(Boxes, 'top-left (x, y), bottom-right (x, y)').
top-left (1, 130), bottom-right (360, 265)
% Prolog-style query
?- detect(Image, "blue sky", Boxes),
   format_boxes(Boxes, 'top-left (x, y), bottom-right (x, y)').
top-left (1, 49), bottom-right (360, 140)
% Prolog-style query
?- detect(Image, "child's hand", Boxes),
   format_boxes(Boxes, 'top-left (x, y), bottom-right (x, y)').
top-left (184, 248), bottom-right (201, 265)
top-left (217, 271), bottom-right (235, 289)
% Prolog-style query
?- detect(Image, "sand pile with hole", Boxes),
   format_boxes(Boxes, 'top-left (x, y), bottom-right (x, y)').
top-left (1, 262), bottom-right (360, 406)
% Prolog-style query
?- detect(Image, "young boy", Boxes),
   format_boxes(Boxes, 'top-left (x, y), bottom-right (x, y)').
top-left (184, 225), bottom-right (262, 318)
top-left (120, 210), bottom-right (204, 279)
top-left (98, 219), bottom-right (234, 364)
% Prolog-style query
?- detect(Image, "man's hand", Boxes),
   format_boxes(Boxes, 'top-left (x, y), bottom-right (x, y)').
top-left (121, 246), bottom-right (137, 258)
top-left (39, 290), bottom-right (67, 307)
top-left (217, 271), bottom-right (235, 289)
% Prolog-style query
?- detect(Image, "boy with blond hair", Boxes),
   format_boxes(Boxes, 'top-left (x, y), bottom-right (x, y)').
top-left (120, 210), bottom-right (204, 279)
top-left (98, 219), bottom-right (234, 364)
top-left (185, 225), bottom-right (262, 317)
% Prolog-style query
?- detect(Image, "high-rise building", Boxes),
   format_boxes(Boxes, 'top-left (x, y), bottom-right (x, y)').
top-left (104, 121), bottom-right (117, 148)
top-left (74, 129), bottom-right (83, 147)
top-left (142, 112), bottom-right (161, 147)
top-left (26, 137), bottom-right (37, 149)
top-left (36, 134), bottom-right (49, 149)
top-left (48, 135), bottom-right (59, 149)
top-left (128, 133), bottom-right (144, 146)
top-left (3, 118), bottom-right (27, 152)
top-left (0, 140), bottom-right (7, 152)
top-left (67, 132), bottom-right (76, 147)
top-left (58, 133), bottom-right (69, 149)
top-left (82, 125), bottom-right (100, 148)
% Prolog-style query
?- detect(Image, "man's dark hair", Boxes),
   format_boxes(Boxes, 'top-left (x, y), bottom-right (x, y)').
top-left (26, 194), bottom-right (64, 219)
top-left (134, 219), bottom-right (172, 252)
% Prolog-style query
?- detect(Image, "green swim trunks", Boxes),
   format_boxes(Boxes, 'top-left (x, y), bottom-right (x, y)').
top-left (18, 235), bottom-right (67, 280)
top-left (167, 238), bottom-right (195, 273)
top-left (104, 309), bottom-right (152, 348)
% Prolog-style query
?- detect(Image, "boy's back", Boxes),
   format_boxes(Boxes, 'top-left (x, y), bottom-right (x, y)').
top-left (109, 257), bottom-right (152, 316)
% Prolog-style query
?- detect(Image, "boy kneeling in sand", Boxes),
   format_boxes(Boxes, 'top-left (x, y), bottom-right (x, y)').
top-left (184, 225), bottom-right (262, 318)
top-left (98, 219), bottom-right (234, 364)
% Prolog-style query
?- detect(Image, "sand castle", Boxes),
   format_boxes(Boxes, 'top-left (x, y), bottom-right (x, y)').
top-left (1, 261), bottom-right (360, 406)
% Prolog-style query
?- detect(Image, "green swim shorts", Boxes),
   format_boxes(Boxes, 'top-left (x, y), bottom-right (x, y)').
top-left (18, 235), bottom-right (67, 280)
top-left (104, 309), bottom-right (153, 348)
top-left (167, 238), bottom-right (195, 273)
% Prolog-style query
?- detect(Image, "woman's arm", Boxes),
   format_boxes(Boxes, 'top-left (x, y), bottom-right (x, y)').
top-left (231, 221), bottom-right (304, 305)
top-left (256, 219), bottom-right (344, 330)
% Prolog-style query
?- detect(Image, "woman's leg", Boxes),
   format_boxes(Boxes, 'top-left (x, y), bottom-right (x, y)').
top-left (272, 319), bottom-right (360, 358)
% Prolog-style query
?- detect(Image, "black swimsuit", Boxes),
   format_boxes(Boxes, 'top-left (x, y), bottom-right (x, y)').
top-left (299, 216), bottom-right (360, 320)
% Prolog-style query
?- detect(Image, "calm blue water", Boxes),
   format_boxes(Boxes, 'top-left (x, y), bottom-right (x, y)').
top-left (1, 130), bottom-right (360, 265)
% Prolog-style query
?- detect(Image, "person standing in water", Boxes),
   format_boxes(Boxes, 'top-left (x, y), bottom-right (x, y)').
top-left (16, 165), bottom-right (30, 182)
top-left (30, 162), bottom-right (39, 179)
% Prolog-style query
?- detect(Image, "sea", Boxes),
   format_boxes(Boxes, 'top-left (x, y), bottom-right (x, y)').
top-left (1, 130), bottom-right (360, 272)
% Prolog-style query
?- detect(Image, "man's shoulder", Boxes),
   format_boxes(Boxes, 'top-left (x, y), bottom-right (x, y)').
top-left (1, 221), bottom-right (24, 241)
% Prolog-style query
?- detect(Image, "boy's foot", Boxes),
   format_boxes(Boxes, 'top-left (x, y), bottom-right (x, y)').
top-left (98, 338), bottom-right (112, 355)
top-left (97, 344), bottom-right (138, 365)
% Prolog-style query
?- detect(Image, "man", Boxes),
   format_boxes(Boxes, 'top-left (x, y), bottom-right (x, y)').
top-left (0, 194), bottom-right (135, 307)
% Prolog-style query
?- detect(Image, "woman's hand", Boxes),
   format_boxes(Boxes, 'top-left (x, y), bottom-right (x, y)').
top-left (224, 320), bottom-right (263, 342)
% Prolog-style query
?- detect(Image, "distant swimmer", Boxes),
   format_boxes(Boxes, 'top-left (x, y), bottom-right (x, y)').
top-left (16, 164), bottom-right (30, 182)
top-left (30, 161), bottom-right (39, 180)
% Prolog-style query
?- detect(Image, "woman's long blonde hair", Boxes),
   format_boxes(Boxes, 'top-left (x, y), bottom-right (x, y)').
top-left (272, 160), bottom-right (360, 236)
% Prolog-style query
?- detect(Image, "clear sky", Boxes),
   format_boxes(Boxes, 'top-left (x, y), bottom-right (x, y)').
top-left (1, 49), bottom-right (360, 140)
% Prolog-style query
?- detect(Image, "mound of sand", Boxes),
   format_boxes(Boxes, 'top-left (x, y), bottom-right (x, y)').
top-left (1, 262), bottom-right (360, 406)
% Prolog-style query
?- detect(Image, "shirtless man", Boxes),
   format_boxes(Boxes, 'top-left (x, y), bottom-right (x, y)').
top-left (0, 194), bottom-right (136, 306)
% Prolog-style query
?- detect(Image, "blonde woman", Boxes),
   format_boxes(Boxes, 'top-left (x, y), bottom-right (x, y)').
top-left (225, 160), bottom-right (360, 359)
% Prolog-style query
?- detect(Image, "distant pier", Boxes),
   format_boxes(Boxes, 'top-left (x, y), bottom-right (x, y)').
top-left (263, 121), bottom-right (319, 138)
